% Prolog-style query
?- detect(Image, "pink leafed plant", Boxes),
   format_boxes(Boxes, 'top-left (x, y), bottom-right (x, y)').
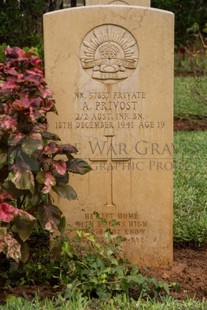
top-left (0, 47), bottom-right (91, 262)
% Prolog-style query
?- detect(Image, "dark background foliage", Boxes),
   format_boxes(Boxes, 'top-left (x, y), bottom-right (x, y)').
top-left (0, 0), bottom-right (63, 47)
top-left (152, 0), bottom-right (207, 48)
top-left (0, 0), bottom-right (206, 48)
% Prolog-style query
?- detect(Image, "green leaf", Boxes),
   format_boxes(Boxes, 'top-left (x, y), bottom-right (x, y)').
top-left (36, 171), bottom-right (45, 184)
top-left (14, 216), bottom-right (36, 242)
top-left (0, 152), bottom-right (7, 169)
top-left (67, 158), bottom-right (92, 175)
top-left (3, 180), bottom-right (26, 198)
top-left (86, 235), bottom-right (96, 242)
top-left (11, 167), bottom-right (35, 194)
top-left (24, 192), bottom-right (40, 209)
top-left (42, 131), bottom-right (61, 141)
top-left (22, 136), bottom-right (43, 156)
top-left (109, 256), bottom-right (119, 266)
top-left (53, 183), bottom-right (77, 200)
top-left (57, 216), bottom-right (66, 234)
top-left (53, 171), bottom-right (69, 184)
top-left (11, 148), bottom-right (40, 171)
top-left (20, 241), bottom-right (30, 263)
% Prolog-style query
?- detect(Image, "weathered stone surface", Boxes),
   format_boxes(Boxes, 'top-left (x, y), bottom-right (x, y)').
top-left (44, 5), bottom-right (174, 268)
top-left (85, 0), bottom-right (151, 6)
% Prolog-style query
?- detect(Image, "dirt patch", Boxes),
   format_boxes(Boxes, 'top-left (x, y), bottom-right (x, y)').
top-left (147, 246), bottom-right (207, 300)
top-left (174, 118), bottom-right (207, 131)
top-left (0, 284), bottom-right (57, 303)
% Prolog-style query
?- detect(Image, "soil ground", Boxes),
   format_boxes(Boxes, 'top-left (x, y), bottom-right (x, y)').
top-left (174, 118), bottom-right (207, 131)
top-left (148, 245), bottom-right (207, 300)
top-left (0, 119), bottom-right (207, 303)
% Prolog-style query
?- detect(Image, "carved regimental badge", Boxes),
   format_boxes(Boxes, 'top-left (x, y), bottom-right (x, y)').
top-left (80, 25), bottom-right (139, 84)
top-left (109, 1), bottom-right (128, 5)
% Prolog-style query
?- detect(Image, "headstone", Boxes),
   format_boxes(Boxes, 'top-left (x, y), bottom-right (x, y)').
top-left (44, 4), bottom-right (174, 268)
top-left (85, 0), bottom-right (151, 6)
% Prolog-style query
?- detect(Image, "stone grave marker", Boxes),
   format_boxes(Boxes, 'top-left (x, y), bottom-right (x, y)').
top-left (86, 0), bottom-right (151, 6)
top-left (44, 4), bottom-right (174, 268)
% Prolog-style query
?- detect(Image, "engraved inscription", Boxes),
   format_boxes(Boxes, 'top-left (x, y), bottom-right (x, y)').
top-left (80, 25), bottom-right (139, 84)
top-left (74, 212), bottom-right (148, 244)
top-left (89, 138), bottom-right (173, 171)
top-left (66, 89), bottom-right (166, 130)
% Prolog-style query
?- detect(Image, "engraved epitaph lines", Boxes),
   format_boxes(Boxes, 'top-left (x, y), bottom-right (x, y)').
top-left (89, 135), bottom-right (131, 207)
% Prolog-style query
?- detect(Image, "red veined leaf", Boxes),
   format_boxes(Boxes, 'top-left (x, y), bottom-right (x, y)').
top-left (53, 183), bottom-right (77, 201)
top-left (13, 96), bottom-right (32, 110)
top-left (41, 171), bottom-right (56, 194)
top-left (53, 160), bottom-right (66, 175)
top-left (5, 47), bottom-right (26, 59)
top-left (42, 131), bottom-right (61, 141)
top-left (67, 158), bottom-right (92, 175)
top-left (4, 67), bottom-right (18, 76)
top-left (38, 202), bottom-right (63, 233)
top-left (0, 193), bottom-right (12, 202)
top-left (0, 202), bottom-right (35, 223)
top-left (8, 133), bottom-right (24, 146)
top-left (0, 115), bottom-right (17, 131)
top-left (44, 142), bottom-right (59, 155)
top-left (28, 106), bottom-right (36, 122)
top-left (0, 233), bottom-right (21, 263)
top-left (60, 144), bottom-right (78, 154)
top-left (29, 57), bottom-right (42, 67)
top-left (0, 202), bottom-right (17, 222)
top-left (11, 163), bottom-right (35, 193)
top-left (24, 75), bottom-right (41, 86)
top-left (30, 96), bottom-right (42, 108)
top-left (5, 75), bottom-right (18, 86)
top-left (39, 87), bottom-right (53, 99)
